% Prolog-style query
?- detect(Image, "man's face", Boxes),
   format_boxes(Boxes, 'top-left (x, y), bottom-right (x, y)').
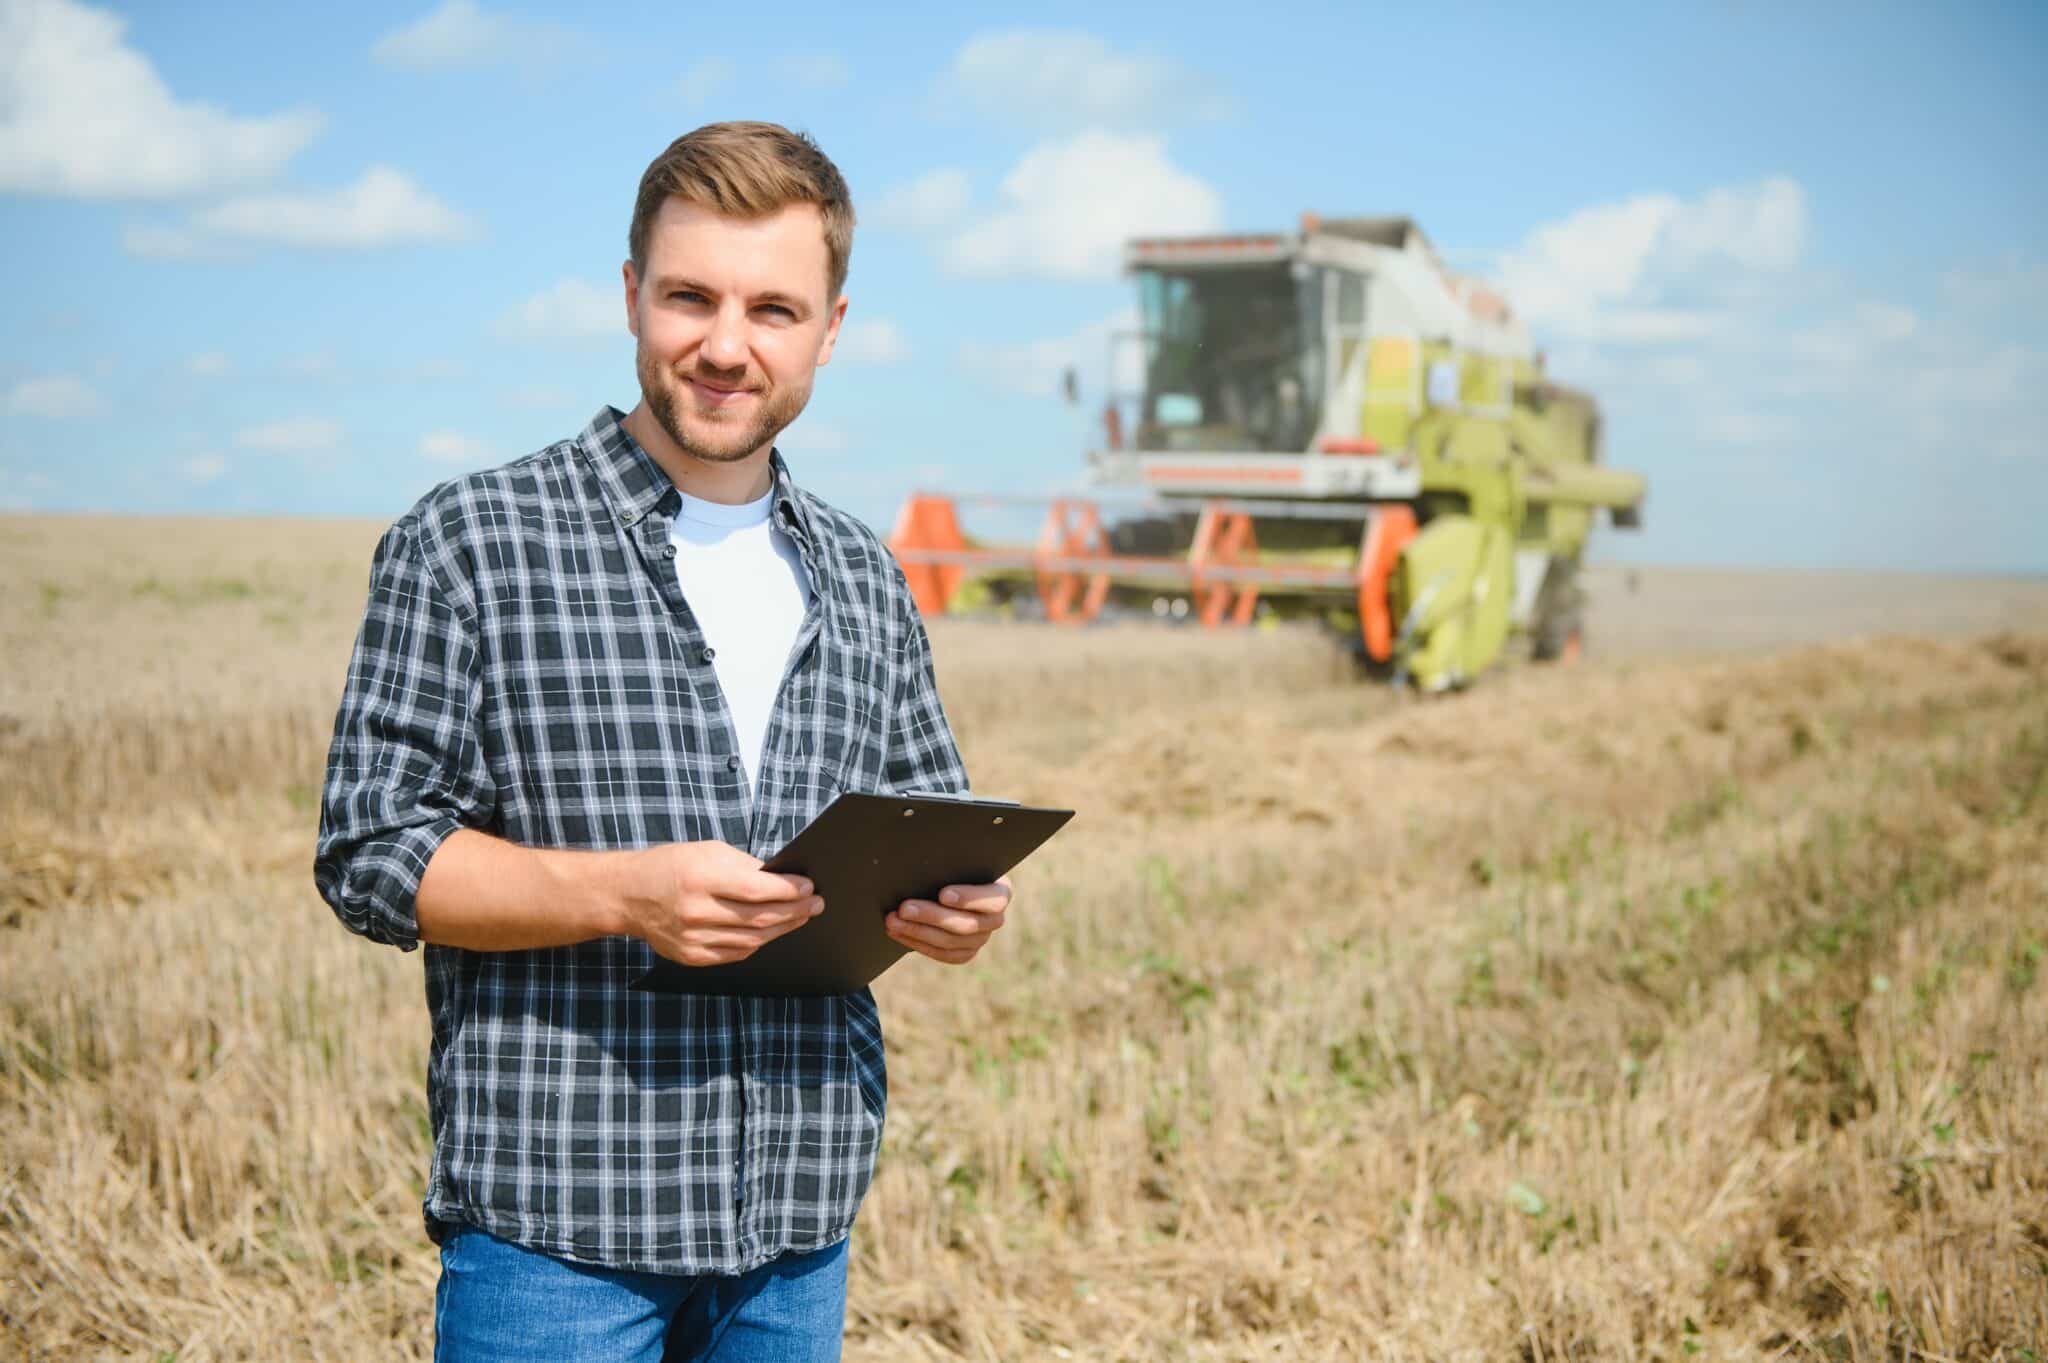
top-left (625, 198), bottom-right (846, 466)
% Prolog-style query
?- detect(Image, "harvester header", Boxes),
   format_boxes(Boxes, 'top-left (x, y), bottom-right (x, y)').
top-left (889, 211), bottom-right (1648, 690)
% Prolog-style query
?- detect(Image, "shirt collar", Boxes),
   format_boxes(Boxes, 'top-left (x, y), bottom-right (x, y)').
top-left (576, 405), bottom-right (819, 549)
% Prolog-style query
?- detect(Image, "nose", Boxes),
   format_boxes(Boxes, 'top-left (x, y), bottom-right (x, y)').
top-left (700, 302), bottom-right (749, 373)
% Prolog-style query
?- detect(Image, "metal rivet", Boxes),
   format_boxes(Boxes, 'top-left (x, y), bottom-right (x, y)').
top-left (992, 816), bottom-right (1004, 825)
top-left (902, 808), bottom-right (914, 817)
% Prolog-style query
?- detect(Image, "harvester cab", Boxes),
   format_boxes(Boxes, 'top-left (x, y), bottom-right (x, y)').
top-left (888, 213), bottom-right (1648, 690)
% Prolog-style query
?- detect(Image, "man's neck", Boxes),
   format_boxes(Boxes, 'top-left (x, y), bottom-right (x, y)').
top-left (622, 402), bottom-right (775, 506)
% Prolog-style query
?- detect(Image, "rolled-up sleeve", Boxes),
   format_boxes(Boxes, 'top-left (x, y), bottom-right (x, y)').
top-left (882, 601), bottom-right (970, 798)
top-left (314, 520), bottom-right (493, 950)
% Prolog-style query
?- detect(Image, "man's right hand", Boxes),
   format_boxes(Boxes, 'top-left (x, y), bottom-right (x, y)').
top-left (620, 841), bottom-right (822, 967)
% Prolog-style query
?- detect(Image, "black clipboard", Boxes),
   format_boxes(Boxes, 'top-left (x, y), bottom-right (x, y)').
top-left (630, 791), bottom-right (1075, 997)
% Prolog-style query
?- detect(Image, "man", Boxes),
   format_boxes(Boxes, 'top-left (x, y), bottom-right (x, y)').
top-left (315, 121), bottom-right (1010, 1362)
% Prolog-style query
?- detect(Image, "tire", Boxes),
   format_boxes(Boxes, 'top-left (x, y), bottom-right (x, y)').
top-left (1107, 515), bottom-right (1183, 556)
top-left (1530, 555), bottom-right (1586, 663)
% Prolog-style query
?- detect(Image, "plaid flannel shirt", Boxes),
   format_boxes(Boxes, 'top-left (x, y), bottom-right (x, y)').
top-left (314, 406), bottom-right (968, 1275)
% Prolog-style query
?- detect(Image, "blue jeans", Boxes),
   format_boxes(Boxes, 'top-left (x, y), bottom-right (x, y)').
top-left (433, 1226), bottom-right (848, 1362)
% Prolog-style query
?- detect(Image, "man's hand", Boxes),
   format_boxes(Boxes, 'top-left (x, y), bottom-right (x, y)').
top-left (622, 841), bottom-right (821, 967)
top-left (884, 876), bottom-right (1013, 966)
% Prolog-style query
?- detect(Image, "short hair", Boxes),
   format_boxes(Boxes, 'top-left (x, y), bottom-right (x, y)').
top-left (629, 122), bottom-right (855, 301)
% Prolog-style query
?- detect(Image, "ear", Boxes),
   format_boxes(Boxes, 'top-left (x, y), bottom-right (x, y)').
top-left (814, 294), bottom-right (850, 367)
top-left (622, 260), bottom-right (641, 339)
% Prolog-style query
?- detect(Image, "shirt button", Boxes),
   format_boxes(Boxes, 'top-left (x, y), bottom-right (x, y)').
top-left (700, 645), bottom-right (716, 663)
top-left (662, 545), bottom-right (676, 559)
top-left (725, 754), bottom-right (742, 773)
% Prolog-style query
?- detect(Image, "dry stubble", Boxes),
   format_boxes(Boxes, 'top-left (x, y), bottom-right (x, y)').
top-left (1, 515), bottom-right (2044, 1360)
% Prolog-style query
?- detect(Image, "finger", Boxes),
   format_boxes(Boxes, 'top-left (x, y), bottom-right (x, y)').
top-left (711, 894), bottom-right (824, 928)
top-left (936, 881), bottom-right (1012, 913)
top-left (658, 931), bottom-right (774, 966)
top-left (700, 905), bottom-right (819, 957)
top-left (692, 888), bottom-right (819, 929)
top-left (884, 920), bottom-right (980, 964)
top-left (747, 905), bottom-right (820, 944)
top-left (896, 899), bottom-right (1004, 938)
top-left (715, 870), bottom-right (814, 904)
top-left (886, 912), bottom-right (994, 952)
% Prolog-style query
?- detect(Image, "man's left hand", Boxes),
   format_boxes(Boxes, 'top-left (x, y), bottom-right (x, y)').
top-left (884, 877), bottom-right (1013, 965)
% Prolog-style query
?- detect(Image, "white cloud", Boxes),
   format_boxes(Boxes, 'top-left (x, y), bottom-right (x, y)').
top-left (235, 417), bottom-right (342, 453)
top-left (936, 29), bottom-right (1231, 131)
top-left (959, 307), bottom-right (1141, 399)
top-left (1693, 406), bottom-right (1800, 449)
top-left (1663, 180), bottom-right (1806, 271)
top-left (371, 0), bottom-right (583, 71)
top-left (1635, 353), bottom-right (1711, 388)
top-left (1494, 177), bottom-right (1806, 342)
top-left (6, 374), bottom-right (101, 418)
top-left (782, 52), bottom-right (850, 91)
top-left (123, 166), bottom-right (475, 256)
top-left (1575, 308), bottom-right (1726, 344)
top-left (677, 56), bottom-right (737, 108)
top-left (197, 166), bottom-right (476, 248)
top-left (1496, 182), bottom-right (1889, 443)
top-left (185, 351), bottom-right (232, 378)
top-left (493, 278), bottom-right (622, 342)
top-left (281, 351), bottom-right (342, 380)
top-left (419, 430), bottom-right (494, 465)
top-left (0, 0), bottom-right (322, 198)
top-left (1941, 255), bottom-right (2048, 315)
top-left (121, 224), bottom-right (214, 259)
top-left (942, 132), bottom-right (1223, 280)
top-left (176, 453), bottom-right (227, 482)
top-left (1490, 182), bottom-right (2047, 566)
top-left (870, 168), bottom-right (972, 233)
top-left (1853, 302), bottom-right (1919, 343)
top-left (1902, 340), bottom-right (2040, 409)
top-left (835, 319), bottom-right (909, 366)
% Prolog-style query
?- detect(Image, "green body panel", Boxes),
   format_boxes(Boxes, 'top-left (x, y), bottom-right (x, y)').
top-left (1390, 514), bottom-right (1514, 691)
top-left (1411, 412), bottom-right (1523, 525)
top-left (1521, 462), bottom-right (1648, 514)
top-left (1360, 337), bottom-right (1417, 452)
top-left (1376, 373), bottom-right (1644, 684)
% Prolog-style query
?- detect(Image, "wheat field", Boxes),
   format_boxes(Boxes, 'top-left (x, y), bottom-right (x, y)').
top-left (2, 514), bottom-right (2046, 1361)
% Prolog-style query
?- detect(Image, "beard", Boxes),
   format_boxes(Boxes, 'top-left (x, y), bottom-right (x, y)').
top-left (636, 341), bottom-right (809, 466)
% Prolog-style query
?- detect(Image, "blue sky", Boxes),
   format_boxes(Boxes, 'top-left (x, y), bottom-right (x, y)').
top-left (2, 0), bottom-right (2044, 572)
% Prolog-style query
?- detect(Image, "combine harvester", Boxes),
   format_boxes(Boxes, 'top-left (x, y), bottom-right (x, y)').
top-left (887, 214), bottom-right (1648, 690)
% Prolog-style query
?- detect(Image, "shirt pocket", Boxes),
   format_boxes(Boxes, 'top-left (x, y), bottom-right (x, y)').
top-left (805, 640), bottom-right (891, 792)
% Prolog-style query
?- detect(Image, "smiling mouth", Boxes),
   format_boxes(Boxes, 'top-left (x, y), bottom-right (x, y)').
top-left (688, 377), bottom-right (757, 404)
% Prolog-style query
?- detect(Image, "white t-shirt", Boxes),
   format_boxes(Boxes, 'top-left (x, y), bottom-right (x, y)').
top-left (668, 489), bottom-right (813, 794)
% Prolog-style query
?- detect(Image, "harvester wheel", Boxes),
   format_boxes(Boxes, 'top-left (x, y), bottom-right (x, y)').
top-left (1531, 556), bottom-right (1586, 663)
top-left (1329, 613), bottom-right (1396, 679)
top-left (1108, 515), bottom-right (1184, 556)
